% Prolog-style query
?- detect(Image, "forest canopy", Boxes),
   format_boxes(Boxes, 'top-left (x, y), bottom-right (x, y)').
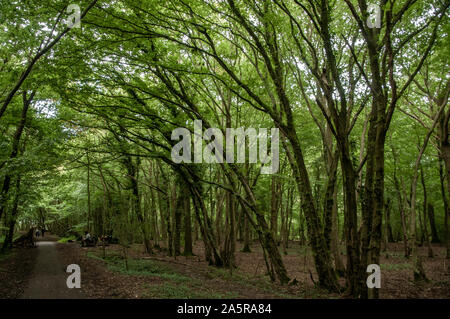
top-left (0, 0), bottom-right (449, 299)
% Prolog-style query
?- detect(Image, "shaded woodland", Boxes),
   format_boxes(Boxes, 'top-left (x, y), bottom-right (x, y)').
top-left (0, 0), bottom-right (449, 299)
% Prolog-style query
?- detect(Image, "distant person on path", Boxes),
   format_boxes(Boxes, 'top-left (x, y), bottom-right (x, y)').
top-left (35, 229), bottom-right (40, 238)
top-left (41, 228), bottom-right (45, 237)
top-left (81, 230), bottom-right (93, 246)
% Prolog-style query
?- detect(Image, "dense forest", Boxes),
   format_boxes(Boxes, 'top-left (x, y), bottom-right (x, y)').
top-left (0, 0), bottom-right (449, 300)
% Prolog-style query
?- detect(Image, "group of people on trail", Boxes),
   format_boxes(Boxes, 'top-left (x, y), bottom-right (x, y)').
top-left (81, 230), bottom-right (94, 246)
top-left (32, 227), bottom-right (107, 247)
top-left (35, 228), bottom-right (46, 238)
top-left (80, 231), bottom-right (115, 247)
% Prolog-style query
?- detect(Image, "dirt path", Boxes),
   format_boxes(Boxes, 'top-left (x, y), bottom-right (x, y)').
top-left (20, 241), bottom-right (85, 299)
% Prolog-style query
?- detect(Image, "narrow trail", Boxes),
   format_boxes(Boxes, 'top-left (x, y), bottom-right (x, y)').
top-left (20, 241), bottom-right (85, 299)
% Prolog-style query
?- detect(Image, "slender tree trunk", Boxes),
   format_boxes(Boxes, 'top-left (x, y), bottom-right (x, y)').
top-left (386, 200), bottom-right (394, 242)
top-left (242, 209), bottom-right (252, 252)
top-left (189, 181), bottom-right (223, 267)
top-left (286, 188), bottom-right (294, 249)
top-left (383, 200), bottom-right (389, 252)
top-left (418, 169), bottom-right (427, 248)
top-left (0, 91), bottom-right (34, 222)
top-left (1, 178), bottom-right (21, 253)
top-left (183, 194), bottom-right (193, 255)
top-left (215, 191), bottom-right (224, 248)
top-left (174, 183), bottom-right (183, 256)
top-left (270, 176), bottom-right (280, 244)
top-left (421, 200), bottom-right (434, 258)
top-left (331, 188), bottom-right (345, 275)
top-left (280, 193), bottom-right (288, 255)
top-left (418, 205), bottom-right (425, 245)
top-left (427, 203), bottom-right (440, 243)
top-left (285, 129), bottom-right (339, 291)
top-left (150, 187), bottom-right (160, 248)
top-left (194, 215), bottom-right (199, 243)
top-left (222, 190), bottom-right (236, 268)
top-left (298, 209), bottom-right (306, 246)
top-left (393, 148), bottom-right (409, 257)
top-left (400, 179), bottom-right (411, 257)
top-left (87, 152), bottom-right (91, 232)
top-left (410, 95), bottom-right (449, 279)
top-left (167, 183), bottom-right (175, 257)
top-left (155, 166), bottom-right (167, 242)
top-left (439, 161), bottom-right (450, 259)
top-left (130, 160), bottom-right (152, 254)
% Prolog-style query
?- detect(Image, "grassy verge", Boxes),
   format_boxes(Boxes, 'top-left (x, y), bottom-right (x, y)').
top-left (58, 235), bottom-right (77, 243)
top-left (142, 282), bottom-right (238, 298)
top-left (205, 266), bottom-right (295, 298)
top-left (86, 252), bottom-right (240, 298)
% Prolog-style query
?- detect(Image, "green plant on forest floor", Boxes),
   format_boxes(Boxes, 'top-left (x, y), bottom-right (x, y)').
top-left (58, 235), bottom-right (77, 243)
top-left (87, 252), bottom-right (243, 298)
top-left (87, 252), bottom-right (192, 282)
top-left (142, 282), bottom-right (239, 299)
top-left (206, 267), bottom-right (294, 298)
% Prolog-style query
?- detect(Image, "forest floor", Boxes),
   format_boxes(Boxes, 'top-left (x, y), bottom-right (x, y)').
top-left (0, 245), bottom-right (38, 298)
top-left (1, 233), bottom-right (448, 299)
top-left (54, 239), bottom-right (449, 299)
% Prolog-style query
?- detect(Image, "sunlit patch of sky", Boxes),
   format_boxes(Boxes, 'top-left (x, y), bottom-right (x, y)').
top-left (33, 99), bottom-right (58, 118)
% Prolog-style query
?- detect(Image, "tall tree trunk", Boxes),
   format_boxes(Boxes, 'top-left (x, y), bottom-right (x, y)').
top-left (427, 203), bottom-right (440, 243)
top-left (215, 191), bottom-right (224, 248)
top-left (1, 178), bottom-right (21, 253)
top-left (284, 129), bottom-right (339, 291)
top-left (280, 192), bottom-right (288, 255)
top-left (438, 159), bottom-right (449, 259)
top-left (87, 151), bottom-right (91, 232)
top-left (124, 157), bottom-right (151, 254)
top-left (383, 200), bottom-right (389, 252)
top-left (0, 91), bottom-right (34, 222)
top-left (131, 161), bottom-right (152, 254)
top-left (242, 208), bottom-right (252, 252)
top-left (150, 187), bottom-right (160, 248)
top-left (386, 200), bottom-right (394, 243)
top-left (331, 188), bottom-right (345, 275)
top-left (183, 193), bottom-right (193, 255)
top-left (174, 182), bottom-right (184, 256)
top-left (409, 120), bottom-right (447, 280)
top-left (193, 215), bottom-right (199, 243)
top-left (222, 190), bottom-right (236, 268)
top-left (286, 188), bottom-right (294, 249)
top-left (270, 175), bottom-right (280, 243)
top-left (392, 148), bottom-right (409, 257)
top-left (189, 181), bottom-right (223, 267)
top-left (418, 205), bottom-right (425, 245)
top-left (155, 166), bottom-right (167, 242)
top-left (167, 183), bottom-right (176, 257)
